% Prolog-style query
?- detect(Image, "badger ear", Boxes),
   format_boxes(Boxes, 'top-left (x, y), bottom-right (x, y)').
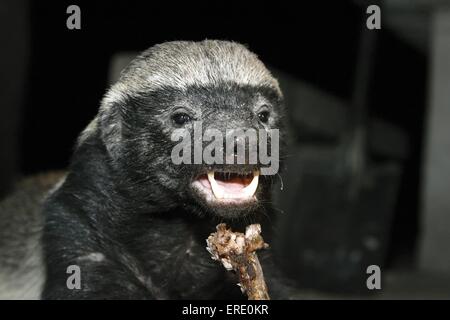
top-left (98, 88), bottom-right (125, 161)
top-left (76, 117), bottom-right (99, 148)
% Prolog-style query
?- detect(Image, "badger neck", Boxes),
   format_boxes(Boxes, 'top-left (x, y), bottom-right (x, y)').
top-left (63, 133), bottom-right (166, 217)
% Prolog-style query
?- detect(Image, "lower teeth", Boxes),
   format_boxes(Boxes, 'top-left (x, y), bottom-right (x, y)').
top-left (207, 171), bottom-right (259, 200)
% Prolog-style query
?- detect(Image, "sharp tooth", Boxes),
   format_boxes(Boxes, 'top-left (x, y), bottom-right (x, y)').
top-left (207, 171), bottom-right (224, 199)
top-left (242, 170), bottom-right (259, 198)
top-left (207, 170), bottom-right (259, 200)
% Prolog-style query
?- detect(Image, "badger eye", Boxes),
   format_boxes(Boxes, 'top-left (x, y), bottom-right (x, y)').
top-left (258, 110), bottom-right (270, 123)
top-left (171, 112), bottom-right (192, 126)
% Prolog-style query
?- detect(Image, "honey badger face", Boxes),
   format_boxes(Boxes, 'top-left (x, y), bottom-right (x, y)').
top-left (92, 40), bottom-right (285, 218)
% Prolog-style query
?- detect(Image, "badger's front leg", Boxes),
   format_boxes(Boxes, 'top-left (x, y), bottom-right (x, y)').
top-left (41, 205), bottom-right (152, 299)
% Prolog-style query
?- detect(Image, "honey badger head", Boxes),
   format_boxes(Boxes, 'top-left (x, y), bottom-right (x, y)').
top-left (80, 40), bottom-right (285, 219)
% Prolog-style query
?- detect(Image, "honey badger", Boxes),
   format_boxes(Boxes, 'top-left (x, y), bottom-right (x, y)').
top-left (3, 40), bottom-right (288, 299)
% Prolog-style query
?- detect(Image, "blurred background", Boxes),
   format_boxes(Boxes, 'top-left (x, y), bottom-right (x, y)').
top-left (0, 0), bottom-right (449, 298)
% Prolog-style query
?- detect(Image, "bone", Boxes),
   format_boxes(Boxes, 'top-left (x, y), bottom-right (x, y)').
top-left (206, 223), bottom-right (270, 300)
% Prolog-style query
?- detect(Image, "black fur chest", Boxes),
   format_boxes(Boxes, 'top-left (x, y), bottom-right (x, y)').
top-left (124, 214), bottom-right (242, 299)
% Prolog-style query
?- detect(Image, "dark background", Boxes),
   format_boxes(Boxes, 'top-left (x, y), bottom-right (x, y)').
top-left (22, 1), bottom-right (362, 172)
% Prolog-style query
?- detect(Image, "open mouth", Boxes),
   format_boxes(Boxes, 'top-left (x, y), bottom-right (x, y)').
top-left (192, 170), bottom-right (260, 204)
